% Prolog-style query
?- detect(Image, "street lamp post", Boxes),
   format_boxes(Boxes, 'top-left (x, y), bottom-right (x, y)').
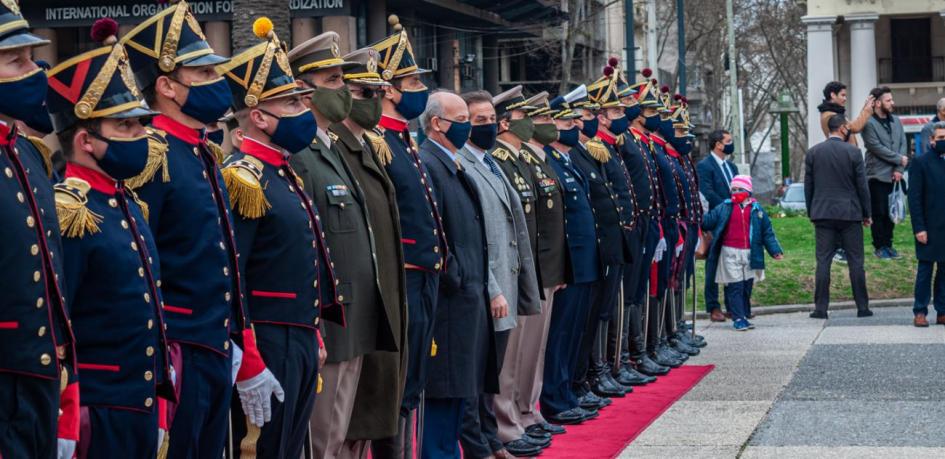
top-left (769, 91), bottom-right (800, 180)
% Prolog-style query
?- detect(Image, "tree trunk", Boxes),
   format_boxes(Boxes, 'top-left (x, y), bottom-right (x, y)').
top-left (559, 0), bottom-right (582, 93)
top-left (231, 0), bottom-right (291, 53)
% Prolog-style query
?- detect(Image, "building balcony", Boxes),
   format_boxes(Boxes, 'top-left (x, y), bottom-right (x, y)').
top-left (878, 57), bottom-right (945, 84)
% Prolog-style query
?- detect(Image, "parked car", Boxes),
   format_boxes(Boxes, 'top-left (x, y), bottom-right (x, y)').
top-left (778, 183), bottom-right (806, 211)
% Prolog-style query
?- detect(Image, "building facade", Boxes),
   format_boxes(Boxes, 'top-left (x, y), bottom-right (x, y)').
top-left (804, 0), bottom-right (945, 148)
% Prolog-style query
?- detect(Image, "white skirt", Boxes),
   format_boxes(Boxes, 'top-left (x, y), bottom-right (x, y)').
top-left (715, 246), bottom-right (765, 284)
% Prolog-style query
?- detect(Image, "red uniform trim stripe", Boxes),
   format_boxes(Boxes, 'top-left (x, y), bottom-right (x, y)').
top-left (162, 305), bottom-right (193, 315)
top-left (0, 321), bottom-right (19, 329)
top-left (250, 290), bottom-right (297, 299)
top-left (78, 363), bottom-right (121, 372)
top-left (401, 238), bottom-right (416, 244)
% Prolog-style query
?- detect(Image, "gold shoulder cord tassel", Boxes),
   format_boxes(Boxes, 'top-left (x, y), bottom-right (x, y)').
top-left (221, 160), bottom-right (271, 219)
top-left (55, 179), bottom-right (103, 238)
top-left (126, 130), bottom-right (170, 189)
top-left (125, 187), bottom-right (150, 222)
top-left (207, 140), bottom-right (225, 165)
top-left (365, 131), bottom-right (392, 166)
top-left (26, 136), bottom-right (55, 178)
top-left (157, 432), bottom-right (170, 459)
top-left (585, 138), bottom-right (611, 163)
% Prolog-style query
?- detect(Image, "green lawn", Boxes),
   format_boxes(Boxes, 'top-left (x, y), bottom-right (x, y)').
top-left (691, 213), bottom-right (918, 308)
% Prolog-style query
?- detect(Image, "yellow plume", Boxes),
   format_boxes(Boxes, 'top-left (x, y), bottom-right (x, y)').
top-left (253, 17), bottom-right (274, 39)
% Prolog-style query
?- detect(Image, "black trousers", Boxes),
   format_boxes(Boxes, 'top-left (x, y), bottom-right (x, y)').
top-left (814, 220), bottom-right (869, 313)
top-left (574, 264), bottom-right (623, 387)
top-left (0, 372), bottom-right (58, 459)
top-left (401, 270), bottom-right (440, 414)
top-left (84, 405), bottom-right (158, 459)
top-left (231, 324), bottom-right (319, 459)
top-left (868, 179), bottom-right (895, 250)
top-left (167, 344), bottom-right (232, 459)
top-left (461, 329), bottom-right (510, 457)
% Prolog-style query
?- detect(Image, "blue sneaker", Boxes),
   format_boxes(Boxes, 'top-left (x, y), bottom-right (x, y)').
top-left (745, 320), bottom-right (755, 329)
top-left (886, 247), bottom-right (901, 259)
top-left (733, 319), bottom-right (749, 331)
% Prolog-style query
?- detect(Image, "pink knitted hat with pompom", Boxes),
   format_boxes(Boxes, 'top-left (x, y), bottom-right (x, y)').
top-left (731, 175), bottom-right (752, 193)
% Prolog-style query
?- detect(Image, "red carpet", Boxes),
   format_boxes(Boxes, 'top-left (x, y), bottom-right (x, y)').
top-left (540, 364), bottom-right (714, 459)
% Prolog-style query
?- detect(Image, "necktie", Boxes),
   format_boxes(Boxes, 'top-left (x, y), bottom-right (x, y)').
top-left (483, 153), bottom-right (504, 181)
top-left (722, 162), bottom-right (732, 185)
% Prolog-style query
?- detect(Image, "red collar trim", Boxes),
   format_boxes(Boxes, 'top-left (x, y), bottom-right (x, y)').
top-left (664, 143), bottom-right (680, 158)
top-left (65, 163), bottom-right (118, 195)
top-left (629, 127), bottom-right (649, 142)
top-left (241, 137), bottom-right (286, 167)
top-left (0, 120), bottom-right (15, 146)
top-left (596, 130), bottom-right (617, 145)
top-left (379, 115), bottom-right (408, 133)
top-left (153, 114), bottom-right (202, 145)
top-left (650, 134), bottom-right (667, 148)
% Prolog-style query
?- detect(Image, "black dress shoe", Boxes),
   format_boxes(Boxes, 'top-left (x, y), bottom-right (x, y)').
top-left (809, 310), bottom-right (828, 319)
top-left (576, 407), bottom-right (599, 422)
top-left (524, 429), bottom-right (551, 443)
top-left (659, 343), bottom-right (688, 362)
top-left (615, 365), bottom-right (654, 386)
top-left (503, 439), bottom-right (542, 457)
top-left (522, 432), bottom-right (551, 448)
top-left (545, 408), bottom-right (587, 425)
top-left (529, 422), bottom-right (566, 436)
top-left (636, 355), bottom-right (670, 376)
top-left (676, 331), bottom-right (707, 348)
top-left (579, 391), bottom-right (607, 410)
top-left (650, 349), bottom-right (682, 368)
top-left (857, 308), bottom-right (873, 317)
top-left (600, 370), bottom-right (631, 395)
top-left (671, 338), bottom-right (700, 356)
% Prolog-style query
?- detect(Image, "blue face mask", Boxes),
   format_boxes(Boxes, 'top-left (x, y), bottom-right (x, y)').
top-left (609, 115), bottom-right (630, 136)
top-left (469, 123), bottom-right (497, 150)
top-left (625, 105), bottom-right (642, 122)
top-left (91, 132), bottom-right (150, 180)
top-left (643, 113), bottom-right (661, 132)
top-left (262, 108), bottom-right (317, 154)
top-left (670, 135), bottom-right (693, 155)
top-left (176, 77), bottom-right (233, 125)
top-left (658, 118), bottom-right (675, 139)
top-left (0, 68), bottom-right (47, 122)
top-left (723, 142), bottom-right (735, 155)
top-left (581, 118), bottom-right (599, 138)
top-left (558, 127), bottom-right (580, 147)
top-left (395, 88), bottom-right (429, 121)
top-left (207, 129), bottom-right (225, 146)
top-left (934, 140), bottom-right (945, 155)
top-left (442, 118), bottom-right (471, 150)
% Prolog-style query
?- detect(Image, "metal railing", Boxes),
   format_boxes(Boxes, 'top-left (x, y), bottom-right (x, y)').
top-left (878, 56), bottom-right (945, 83)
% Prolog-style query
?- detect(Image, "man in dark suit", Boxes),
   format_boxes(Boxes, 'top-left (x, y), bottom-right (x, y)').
top-left (419, 90), bottom-right (496, 459)
top-left (805, 114), bottom-right (872, 319)
top-left (907, 122), bottom-right (945, 327)
top-left (696, 129), bottom-right (738, 322)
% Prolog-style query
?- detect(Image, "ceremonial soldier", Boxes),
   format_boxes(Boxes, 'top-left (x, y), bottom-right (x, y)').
top-left (217, 19), bottom-right (344, 458)
top-left (285, 32), bottom-right (406, 458)
top-left (460, 90), bottom-right (542, 458)
top-left (371, 16), bottom-right (448, 454)
top-left (612, 72), bottom-right (673, 378)
top-left (47, 23), bottom-right (174, 457)
top-left (514, 93), bottom-right (570, 440)
top-left (0, 2), bottom-right (77, 457)
top-left (119, 2), bottom-right (277, 456)
top-left (329, 47), bottom-right (411, 457)
top-left (541, 102), bottom-right (600, 426)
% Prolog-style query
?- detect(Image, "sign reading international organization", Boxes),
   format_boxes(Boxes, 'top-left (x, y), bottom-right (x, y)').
top-left (24, 0), bottom-right (350, 27)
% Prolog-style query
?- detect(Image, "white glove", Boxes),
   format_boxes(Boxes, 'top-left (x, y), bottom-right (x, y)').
top-left (230, 340), bottom-right (243, 385)
top-left (57, 438), bottom-right (76, 459)
top-left (236, 368), bottom-right (284, 428)
top-left (675, 239), bottom-right (684, 257)
top-left (654, 237), bottom-right (667, 262)
top-left (157, 428), bottom-right (166, 452)
top-left (169, 364), bottom-right (177, 387)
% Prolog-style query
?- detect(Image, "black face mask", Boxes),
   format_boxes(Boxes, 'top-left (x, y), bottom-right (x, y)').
top-left (842, 127), bottom-right (851, 142)
top-left (469, 123), bottom-right (497, 150)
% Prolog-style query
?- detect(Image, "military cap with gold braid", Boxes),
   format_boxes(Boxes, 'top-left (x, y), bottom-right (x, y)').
top-left (120, 0), bottom-right (228, 89)
top-left (216, 18), bottom-right (313, 111)
top-left (635, 68), bottom-right (663, 108)
top-left (46, 18), bottom-right (158, 133)
top-left (547, 92), bottom-right (581, 120)
top-left (671, 94), bottom-right (694, 130)
top-left (370, 15), bottom-right (431, 81)
top-left (0, 0), bottom-right (48, 50)
top-left (288, 31), bottom-right (357, 76)
top-left (525, 91), bottom-right (551, 117)
top-left (493, 85), bottom-right (536, 118)
top-left (586, 64), bottom-right (626, 109)
top-left (342, 47), bottom-right (390, 87)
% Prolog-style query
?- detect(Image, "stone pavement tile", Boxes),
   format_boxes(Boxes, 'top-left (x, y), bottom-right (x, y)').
top-left (742, 446), bottom-right (945, 459)
top-left (617, 445), bottom-right (740, 458)
top-left (631, 401), bottom-right (769, 447)
top-left (815, 325), bottom-right (945, 345)
top-left (826, 306), bottom-right (916, 327)
top-left (750, 401), bottom-right (945, 447)
top-left (682, 367), bottom-right (793, 402)
top-left (780, 344), bottom-right (945, 401)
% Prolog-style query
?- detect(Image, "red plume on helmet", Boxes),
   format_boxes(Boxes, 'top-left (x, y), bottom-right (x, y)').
top-left (650, 78), bottom-right (658, 85)
top-left (660, 85), bottom-right (670, 94)
top-left (91, 18), bottom-right (119, 45)
top-left (674, 94), bottom-right (683, 101)
top-left (603, 66), bottom-right (614, 77)
top-left (608, 56), bottom-right (619, 67)
top-left (641, 68), bottom-right (653, 78)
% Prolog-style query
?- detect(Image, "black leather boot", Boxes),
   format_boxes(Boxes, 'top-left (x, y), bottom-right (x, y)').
top-left (671, 336), bottom-right (700, 356)
top-left (635, 355), bottom-right (670, 376)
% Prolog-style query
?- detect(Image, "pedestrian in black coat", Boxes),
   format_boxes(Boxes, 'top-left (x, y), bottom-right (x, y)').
top-left (908, 121), bottom-right (945, 325)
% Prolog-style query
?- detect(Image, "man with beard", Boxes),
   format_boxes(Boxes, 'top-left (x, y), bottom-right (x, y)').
top-left (861, 86), bottom-right (908, 260)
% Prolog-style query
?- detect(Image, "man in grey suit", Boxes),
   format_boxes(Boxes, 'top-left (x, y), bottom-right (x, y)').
top-left (455, 91), bottom-right (542, 458)
top-left (861, 86), bottom-right (909, 259)
top-left (805, 114), bottom-right (873, 319)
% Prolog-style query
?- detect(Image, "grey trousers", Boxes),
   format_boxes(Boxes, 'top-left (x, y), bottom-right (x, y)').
top-left (310, 356), bottom-right (364, 459)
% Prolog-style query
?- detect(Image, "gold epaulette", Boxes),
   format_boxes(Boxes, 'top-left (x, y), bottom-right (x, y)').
top-left (125, 128), bottom-right (170, 189)
top-left (616, 134), bottom-right (626, 147)
top-left (491, 147), bottom-right (511, 161)
top-left (585, 138), bottom-right (612, 163)
top-left (221, 156), bottom-right (270, 219)
top-left (518, 149), bottom-right (533, 164)
top-left (328, 131), bottom-right (339, 142)
top-left (54, 177), bottom-right (102, 238)
top-left (206, 140), bottom-right (225, 165)
top-left (125, 187), bottom-right (150, 222)
top-left (25, 135), bottom-right (54, 178)
top-left (365, 130), bottom-right (392, 166)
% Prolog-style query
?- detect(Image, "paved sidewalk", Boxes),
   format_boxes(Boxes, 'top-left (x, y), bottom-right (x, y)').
top-left (619, 306), bottom-right (945, 458)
